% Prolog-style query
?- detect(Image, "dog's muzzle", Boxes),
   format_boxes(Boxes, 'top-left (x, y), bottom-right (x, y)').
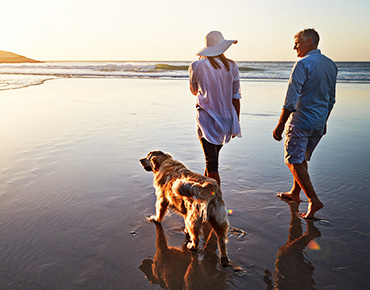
top-left (140, 158), bottom-right (153, 172)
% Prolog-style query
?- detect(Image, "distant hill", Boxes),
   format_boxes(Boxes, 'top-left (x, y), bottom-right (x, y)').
top-left (0, 50), bottom-right (41, 63)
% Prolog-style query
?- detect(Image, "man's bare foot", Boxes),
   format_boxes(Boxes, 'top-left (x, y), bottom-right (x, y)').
top-left (301, 201), bottom-right (324, 219)
top-left (277, 192), bottom-right (301, 202)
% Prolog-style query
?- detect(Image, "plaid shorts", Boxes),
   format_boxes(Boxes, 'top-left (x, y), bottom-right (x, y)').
top-left (284, 125), bottom-right (324, 164)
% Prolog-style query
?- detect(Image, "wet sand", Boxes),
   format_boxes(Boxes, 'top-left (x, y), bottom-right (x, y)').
top-left (0, 78), bottom-right (369, 289)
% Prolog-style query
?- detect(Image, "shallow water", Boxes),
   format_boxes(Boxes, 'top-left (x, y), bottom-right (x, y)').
top-left (0, 79), bottom-right (369, 289)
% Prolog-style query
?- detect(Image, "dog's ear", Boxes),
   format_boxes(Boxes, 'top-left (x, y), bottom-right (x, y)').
top-left (150, 156), bottom-right (160, 172)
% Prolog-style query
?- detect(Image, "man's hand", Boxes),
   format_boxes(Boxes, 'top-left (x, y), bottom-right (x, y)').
top-left (273, 123), bottom-right (285, 141)
top-left (273, 108), bottom-right (292, 141)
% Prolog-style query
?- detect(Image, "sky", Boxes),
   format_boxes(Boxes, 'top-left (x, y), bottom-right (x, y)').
top-left (1, 0), bottom-right (370, 61)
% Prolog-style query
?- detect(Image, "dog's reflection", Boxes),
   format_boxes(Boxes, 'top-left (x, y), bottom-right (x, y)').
top-left (264, 201), bottom-right (321, 289)
top-left (139, 222), bottom-right (228, 289)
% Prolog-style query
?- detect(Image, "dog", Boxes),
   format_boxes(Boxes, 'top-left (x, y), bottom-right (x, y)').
top-left (139, 150), bottom-right (229, 266)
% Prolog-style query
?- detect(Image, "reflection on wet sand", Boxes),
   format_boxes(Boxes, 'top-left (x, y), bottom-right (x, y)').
top-left (139, 222), bottom-right (230, 289)
top-left (264, 201), bottom-right (321, 289)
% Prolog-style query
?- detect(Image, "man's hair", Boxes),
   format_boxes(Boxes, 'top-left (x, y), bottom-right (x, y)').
top-left (296, 28), bottom-right (320, 47)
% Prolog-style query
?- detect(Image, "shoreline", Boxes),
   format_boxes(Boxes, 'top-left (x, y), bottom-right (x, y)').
top-left (1, 73), bottom-right (370, 93)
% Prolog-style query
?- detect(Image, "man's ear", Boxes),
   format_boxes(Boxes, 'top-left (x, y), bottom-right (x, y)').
top-left (307, 38), bottom-right (314, 48)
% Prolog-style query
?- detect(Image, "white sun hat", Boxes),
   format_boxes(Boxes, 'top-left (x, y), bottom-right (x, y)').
top-left (196, 31), bottom-right (237, 57)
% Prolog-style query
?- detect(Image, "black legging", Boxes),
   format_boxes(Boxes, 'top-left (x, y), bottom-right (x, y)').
top-left (200, 138), bottom-right (223, 173)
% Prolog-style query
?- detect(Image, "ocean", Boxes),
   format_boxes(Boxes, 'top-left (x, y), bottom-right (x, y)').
top-left (1, 61), bottom-right (369, 91)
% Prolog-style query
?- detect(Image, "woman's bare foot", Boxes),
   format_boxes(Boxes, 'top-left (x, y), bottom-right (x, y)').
top-left (277, 192), bottom-right (301, 202)
top-left (301, 200), bottom-right (324, 219)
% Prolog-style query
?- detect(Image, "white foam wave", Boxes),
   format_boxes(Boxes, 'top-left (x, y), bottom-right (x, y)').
top-left (0, 61), bottom-right (368, 91)
top-left (0, 75), bottom-right (57, 91)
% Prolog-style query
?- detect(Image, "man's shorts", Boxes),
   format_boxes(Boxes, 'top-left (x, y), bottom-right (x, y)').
top-left (284, 125), bottom-right (324, 164)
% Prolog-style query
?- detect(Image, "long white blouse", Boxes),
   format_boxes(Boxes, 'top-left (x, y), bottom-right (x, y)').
top-left (189, 57), bottom-right (242, 145)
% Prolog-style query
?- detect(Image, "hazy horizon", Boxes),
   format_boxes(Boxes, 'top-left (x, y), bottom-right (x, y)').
top-left (29, 59), bottom-right (370, 62)
top-left (2, 51), bottom-right (370, 63)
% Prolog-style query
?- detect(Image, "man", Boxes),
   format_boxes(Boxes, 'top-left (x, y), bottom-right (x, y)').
top-left (273, 28), bottom-right (337, 219)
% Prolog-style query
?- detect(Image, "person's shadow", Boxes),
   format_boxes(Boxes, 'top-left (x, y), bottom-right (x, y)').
top-left (264, 200), bottom-right (321, 289)
top-left (139, 222), bottom-right (229, 289)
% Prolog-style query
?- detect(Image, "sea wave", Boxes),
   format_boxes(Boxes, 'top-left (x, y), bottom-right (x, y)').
top-left (0, 61), bottom-right (369, 91)
top-left (0, 75), bottom-right (58, 91)
top-left (155, 64), bottom-right (189, 71)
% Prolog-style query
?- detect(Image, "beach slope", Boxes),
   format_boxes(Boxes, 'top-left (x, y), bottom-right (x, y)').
top-left (0, 50), bottom-right (41, 63)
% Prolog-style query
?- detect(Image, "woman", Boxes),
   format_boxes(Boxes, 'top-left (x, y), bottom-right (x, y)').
top-left (189, 31), bottom-right (242, 186)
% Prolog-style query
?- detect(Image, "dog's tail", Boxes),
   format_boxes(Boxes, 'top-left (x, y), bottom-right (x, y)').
top-left (172, 179), bottom-right (228, 226)
top-left (172, 179), bottom-right (215, 201)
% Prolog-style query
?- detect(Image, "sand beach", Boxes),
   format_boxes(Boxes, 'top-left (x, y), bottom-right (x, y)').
top-left (0, 77), bottom-right (369, 289)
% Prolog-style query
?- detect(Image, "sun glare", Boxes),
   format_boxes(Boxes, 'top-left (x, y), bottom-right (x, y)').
top-left (307, 240), bottom-right (321, 251)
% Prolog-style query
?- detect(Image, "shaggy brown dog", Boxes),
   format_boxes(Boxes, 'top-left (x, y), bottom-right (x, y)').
top-left (140, 150), bottom-right (229, 266)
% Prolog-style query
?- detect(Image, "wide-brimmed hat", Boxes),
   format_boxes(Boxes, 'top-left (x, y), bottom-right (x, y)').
top-left (196, 31), bottom-right (237, 57)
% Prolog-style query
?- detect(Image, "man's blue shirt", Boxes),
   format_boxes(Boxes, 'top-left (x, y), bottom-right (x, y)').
top-left (284, 49), bottom-right (338, 130)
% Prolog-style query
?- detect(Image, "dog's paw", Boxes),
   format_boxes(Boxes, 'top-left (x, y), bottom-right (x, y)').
top-left (187, 242), bottom-right (198, 251)
top-left (146, 215), bottom-right (160, 223)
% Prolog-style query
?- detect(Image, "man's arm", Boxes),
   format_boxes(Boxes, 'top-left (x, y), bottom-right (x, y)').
top-left (273, 61), bottom-right (305, 141)
top-left (273, 108), bottom-right (292, 141)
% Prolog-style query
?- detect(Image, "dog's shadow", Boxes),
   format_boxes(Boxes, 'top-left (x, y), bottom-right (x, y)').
top-left (139, 222), bottom-right (229, 289)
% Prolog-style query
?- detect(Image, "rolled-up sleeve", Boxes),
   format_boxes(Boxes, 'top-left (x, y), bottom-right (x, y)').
top-left (328, 65), bottom-right (338, 112)
top-left (232, 65), bottom-right (241, 99)
top-left (283, 62), bottom-right (306, 112)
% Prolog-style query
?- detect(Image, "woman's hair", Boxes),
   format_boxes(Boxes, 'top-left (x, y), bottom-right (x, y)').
top-left (207, 54), bottom-right (233, 71)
